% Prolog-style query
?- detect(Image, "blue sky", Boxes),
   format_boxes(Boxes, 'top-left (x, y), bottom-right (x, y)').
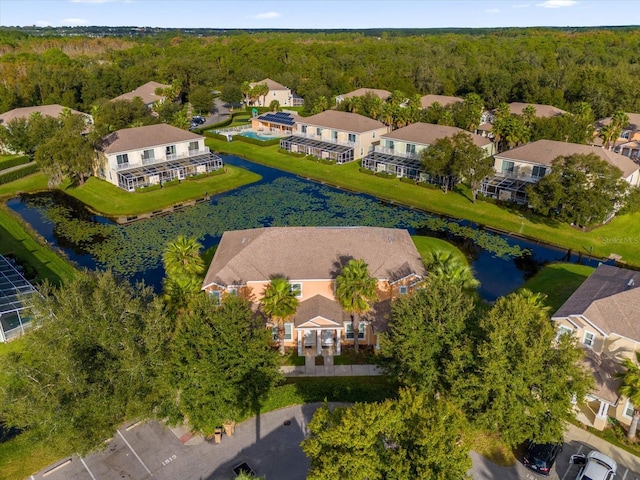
top-left (1, 0), bottom-right (638, 29)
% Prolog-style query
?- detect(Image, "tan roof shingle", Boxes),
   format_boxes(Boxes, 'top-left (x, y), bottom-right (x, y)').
top-left (496, 139), bottom-right (639, 177)
top-left (508, 102), bottom-right (566, 118)
top-left (250, 78), bottom-right (288, 91)
top-left (0, 104), bottom-right (88, 125)
top-left (382, 122), bottom-right (492, 148)
top-left (300, 110), bottom-right (386, 133)
top-left (338, 88), bottom-right (391, 101)
top-left (420, 94), bottom-right (463, 109)
top-left (202, 226), bottom-right (427, 289)
top-left (111, 81), bottom-right (170, 105)
top-left (100, 124), bottom-right (203, 154)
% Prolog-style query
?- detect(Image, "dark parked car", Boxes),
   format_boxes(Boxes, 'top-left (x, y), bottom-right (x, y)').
top-left (192, 115), bottom-right (206, 125)
top-left (522, 441), bottom-right (563, 476)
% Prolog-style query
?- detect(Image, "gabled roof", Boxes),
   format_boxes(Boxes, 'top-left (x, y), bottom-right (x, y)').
top-left (299, 110), bottom-right (386, 133)
top-left (294, 295), bottom-right (347, 328)
top-left (100, 123), bottom-right (203, 154)
top-left (496, 139), bottom-right (640, 177)
top-left (553, 264), bottom-right (640, 341)
top-left (508, 102), bottom-right (566, 118)
top-left (250, 78), bottom-right (288, 91)
top-left (596, 113), bottom-right (640, 132)
top-left (0, 104), bottom-right (88, 125)
top-left (420, 94), bottom-right (463, 109)
top-left (111, 81), bottom-right (170, 105)
top-left (382, 122), bottom-right (492, 148)
top-left (202, 226), bottom-right (427, 289)
top-left (337, 88), bottom-right (391, 101)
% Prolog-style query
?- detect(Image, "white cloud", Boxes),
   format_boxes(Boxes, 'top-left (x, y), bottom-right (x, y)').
top-left (254, 11), bottom-right (281, 19)
top-left (35, 20), bottom-right (52, 27)
top-left (536, 0), bottom-right (577, 8)
top-left (486, 8), bottom-right (500, 13)
top-left (512, 3), bottom-right (531, 8)
top-left (63, 18), bottom-right (89, 25)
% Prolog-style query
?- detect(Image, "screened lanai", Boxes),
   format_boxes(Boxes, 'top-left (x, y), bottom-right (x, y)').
top-left (117, 151), bottom-right (223, 191)
top-left (0, 254), bottom-right (37, 342)
top-left (279, 136), bottom-right (354, 164)
top-left (361, 150), bottom-right (427, 180)
top-left (480, 175), bottom-right (530, 204)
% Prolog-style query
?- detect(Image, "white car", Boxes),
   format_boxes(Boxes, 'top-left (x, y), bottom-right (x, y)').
top-left (572, 450), bottom-right (617, 480)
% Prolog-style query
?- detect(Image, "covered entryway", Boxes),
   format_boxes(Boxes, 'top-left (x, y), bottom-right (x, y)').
top-left (294, 294), bottom-right (346, 356)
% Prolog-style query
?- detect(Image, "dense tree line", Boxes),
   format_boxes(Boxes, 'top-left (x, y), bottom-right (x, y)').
top-left (1, 28), bottom-right (639, 119)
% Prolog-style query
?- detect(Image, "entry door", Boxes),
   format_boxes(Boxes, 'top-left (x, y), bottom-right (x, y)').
top-left (321, 330), bottom-right (334, 347)
top-left (304, 330), bottom-right (315, 347)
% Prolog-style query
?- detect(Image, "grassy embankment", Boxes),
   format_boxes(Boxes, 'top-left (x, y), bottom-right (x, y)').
top-left (519, 262), bottom-right (595, 311)
top-left (205, 138), bottom-right (640, 267)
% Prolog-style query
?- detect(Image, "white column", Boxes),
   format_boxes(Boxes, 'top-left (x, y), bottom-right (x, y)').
top-left (316, 330), bottom-right (321, 355)
top-left (336, 329), bottom-right (341, 355)
top-left (596, 400), bottom-right (609, 418)
top-left (297, 330), bottom-right (303, 356)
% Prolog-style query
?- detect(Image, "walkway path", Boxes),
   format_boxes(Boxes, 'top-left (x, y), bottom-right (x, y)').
top-left (0, 160), bottom-right (35, 175)
top-left (280, 359), bottom-right (382, 377)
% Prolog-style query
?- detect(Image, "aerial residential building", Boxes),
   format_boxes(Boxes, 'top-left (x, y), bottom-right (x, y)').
top-left (0, 254), bottom-right (38, 342)
top-left (335, 88), bottom-right (392, 104)
top-left (0, 104), bottom-right (92, 126)
top-left (552, 264), bottom-right (640, 431)
top-left (361, 122), bottom-right (494, 181)
top-left (477, 102), bottom-right (567, 137)
top-left (248, 78), bottom-right (304, 107)
top-left (202, 226), bottom-right (427, 355)
top-left (481, 139), bottom-right (640, 203)
top-left (97, 123), bottom-right (223, 191)
top-left (111, 81), bottom-right (171, 108)
top-left (279, 110), bottom-right (388, 163)
top-left (419, 94), bottom-right (463, 109)
top-left (596, 113), bottom-right (640, 160)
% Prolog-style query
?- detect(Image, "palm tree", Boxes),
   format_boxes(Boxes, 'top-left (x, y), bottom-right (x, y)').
top-left (163, 235), bottom-right (205, 278)
top-left (615, 351), bottom-right (640, 440)
top-left (426, 250), bottom-right (479, 291)
top-left (261, 276), bottom-right (299, 355)
top-left (335, 259), bottom-right (378, 352)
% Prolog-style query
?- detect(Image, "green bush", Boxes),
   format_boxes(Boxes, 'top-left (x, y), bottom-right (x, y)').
top-left (305, 155), bottom-right (335, 165)
top-left (417, 181), bottom-right (439, 190)
top-left (0, 156), bottom-right (30, 171)
top-left (163, 179), bottom-right (180, 188)
top-left (278, 148), bottom-right (306, 158)
top-left (205, 132), bottom-right (228, 141)
top-left (399, 176), bottom-right (417, 184)
top-left (135, 183), bottom-right (162, 193)
top-left (375, 171), bottom-right (396, 179)
top-left (359, 167), bottom-right (375, 175)
top-left (0, 163), bottom-right (38, 185)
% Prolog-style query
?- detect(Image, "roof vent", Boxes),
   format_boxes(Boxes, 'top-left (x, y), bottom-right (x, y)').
top-left (241, 237), bottom-right (247, 244)
top-left (388, 236), bottom-right (393, 244)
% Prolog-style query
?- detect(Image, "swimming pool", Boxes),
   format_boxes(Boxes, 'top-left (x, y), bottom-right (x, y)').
top-left (237, 131), bottom-right (276, 141)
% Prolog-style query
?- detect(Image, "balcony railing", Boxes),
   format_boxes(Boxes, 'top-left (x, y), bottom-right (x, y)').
top-left (370, 145), bottom-right (420, 160)
top-left (295, 132), bottom-right (356, 147)
top-left (116, 146), bottom-right (211, 170)
top-left (498, 171), bottom-right (544, 183)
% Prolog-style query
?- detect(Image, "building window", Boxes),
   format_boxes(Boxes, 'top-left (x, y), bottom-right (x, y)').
top-left (209, 290), bottom-right (221, 305)
top-left (272, 323), bottom-right (293, 341)
top-left (583, 331), bottom-right (595, 348)
top-left (188, 141), bottom-right (199, 152)
top-left (316, 127), bottom-right (322, 136)
top-left (624, 399), bottom-right (636, 418)
top-left (301, 125), bottom-right (307, 134)
top-left (290, 283), bottom-right (302, 298)
top-left (372, 131), bottom-right (376, 138)
top-left (142, 149), bottom-right (154, 162)
top-left (228, 287), bottom-right (238, 296)
top-left (332, 131), bottom-right (338, 141)
top-left (621, 130), bottom-right (631, 140)
top-left (345, 322), bottom-right (365, 340)
top-left (532, 165), bottom-right (546, 178)
top-left (384, 139), bottom-right (394, 150)
top-left (116, 153), bottom-right (129, 165)
top-left (348, 133), bottom-right (356, 143)
top-left (406, 144), bottom-right (416, 154)
top-left (501, 160), bottom-right (515, 175)
top-left (557, 325), bottom-right (573, 339)
top-left (398, 285), bottom-right (408, 295)
top-left (166, 145), bottom-right (176, 156)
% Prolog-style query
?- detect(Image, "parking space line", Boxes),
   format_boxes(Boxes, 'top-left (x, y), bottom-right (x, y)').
top-left (117, 430), bottom-right (153, 476)
top-left (621, 468), bottom-right (628, 480)
top-left (80, 457), bottom-right (97, 480)
top-left (561, 445), bottom-right (583, 480)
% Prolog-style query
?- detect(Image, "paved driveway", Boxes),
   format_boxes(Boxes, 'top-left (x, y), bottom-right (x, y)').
top-left (31, 406), bottom-right (640, 480)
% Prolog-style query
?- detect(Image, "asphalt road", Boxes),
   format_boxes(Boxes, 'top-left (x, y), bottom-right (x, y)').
top-left (31, 405), bottom-right (640, 480)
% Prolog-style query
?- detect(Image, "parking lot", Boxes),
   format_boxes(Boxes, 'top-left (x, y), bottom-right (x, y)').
top-left (30, 409), bottom-right (640, 480)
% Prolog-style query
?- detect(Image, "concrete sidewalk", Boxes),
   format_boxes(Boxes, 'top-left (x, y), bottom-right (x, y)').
top-left (564, 422), bottom-right (640, 473)
top-left (280, 360), bottom-right (382, 377)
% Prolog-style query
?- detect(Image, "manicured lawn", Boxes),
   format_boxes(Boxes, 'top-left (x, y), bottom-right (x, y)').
top-left (519, 262), bottom-right (594, 311)
top-left (206, 138), bottom-right (640, 267)
top-left (412, 235), bottom-right (469, 265)
top-left (61, 166), bottom-right (261, 216)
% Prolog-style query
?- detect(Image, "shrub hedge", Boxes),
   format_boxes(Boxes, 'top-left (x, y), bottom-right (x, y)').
top-left (0, 156), bottom-right (30, 171)
top-left (233, 135), bottom-right (280, 147)
top-left (0, 164), bottom-right (38, 185)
